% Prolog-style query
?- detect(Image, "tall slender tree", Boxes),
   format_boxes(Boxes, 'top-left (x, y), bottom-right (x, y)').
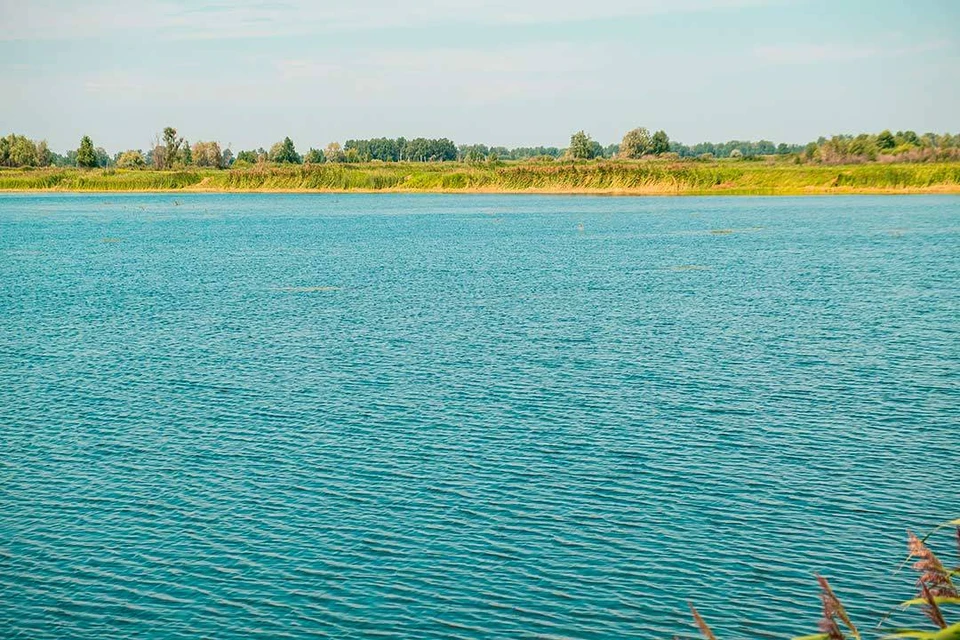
top-left (77, 135), bottom-right (97, 168)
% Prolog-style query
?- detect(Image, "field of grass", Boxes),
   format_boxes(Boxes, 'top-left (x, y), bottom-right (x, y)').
top-left (2, 160), bottom-right (959, 195)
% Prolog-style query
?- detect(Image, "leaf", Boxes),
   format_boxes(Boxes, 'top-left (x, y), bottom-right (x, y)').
top-left (792, 634), bottom-right (830, 640)
top-left (889, 623), bottom-right (960, 640)
top-left (901, 597), bottom-right (960, 607)
top-left (932, 623), bottom-right (960, 640)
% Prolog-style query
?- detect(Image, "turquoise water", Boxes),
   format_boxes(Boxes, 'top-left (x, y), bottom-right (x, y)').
top-left (1, 193), bottom-right (957, 639)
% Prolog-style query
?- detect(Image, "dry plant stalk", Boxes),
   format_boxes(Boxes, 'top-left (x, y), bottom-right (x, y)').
top-left (688, 602), bottom-right (717, 640)
top-left (816, 575), bottom-right (860, 640)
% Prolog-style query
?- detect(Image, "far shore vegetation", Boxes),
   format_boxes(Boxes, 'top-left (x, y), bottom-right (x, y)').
top-left (2, 126), bottom-right (960, 194)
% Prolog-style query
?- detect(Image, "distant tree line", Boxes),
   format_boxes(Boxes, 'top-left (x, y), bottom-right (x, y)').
top-left (2, 127), bottom-right (958, 169)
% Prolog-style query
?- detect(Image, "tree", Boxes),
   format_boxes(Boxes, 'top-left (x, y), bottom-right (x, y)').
top-left (432, 138), bottom-right (457, 161)
top-left (462, 145), bottom-right (489, 163)
top-left (404, 138), bottom-right (431, 161)
top-left (896, 130), bottom-right (920, 147)
top-left (77, 135), bottom-right (97, 168)
top-left (35, 140), bottom-right (51, 167)
top-left (153, 127), bottom-right (185, 169)
top-left (619, 127), bottom-right (651, 158)
top-left (270, 136), bottom-right (301, 164)
top-left (304, 148), bottom-right (326, 164)
top-left (3, 134), bottom-right (39, 166)
top-left (192, 141), bottom-right (223, 168)
top-left (569, 130), bottom-right (595, 159)
top-left (876, 129), bottom-right (896, 150)
top-left (116, 150), bottom-right (146, 169)
top-left (849, 135), bottom-right (878, 160)
top-left (163, 127), bottom-right (183, 158)
top-left (235, 150), bottom-right (259, 164)
top-left (325, 142), bottom-right (345, 163)
top-left (94, 147), bottom-right (111, 167)
top-left (179, 140), bottom-right (192, 166)
top-left (651, 130), bottom-right (670, 155)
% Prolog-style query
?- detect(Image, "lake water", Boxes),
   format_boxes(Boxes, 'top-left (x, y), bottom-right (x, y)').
top-left (1, 193), bottom-right (958, 639)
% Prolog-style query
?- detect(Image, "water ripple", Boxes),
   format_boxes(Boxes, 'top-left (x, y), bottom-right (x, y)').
top-left (1, 193), bottom-right (958, 639)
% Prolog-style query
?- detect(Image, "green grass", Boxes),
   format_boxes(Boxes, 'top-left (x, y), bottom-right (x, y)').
top-left (2, 160), bottom-right (959, 194)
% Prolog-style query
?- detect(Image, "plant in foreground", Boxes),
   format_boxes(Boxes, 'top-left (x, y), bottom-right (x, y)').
top-left (686, 519), bottom-right (960, 640)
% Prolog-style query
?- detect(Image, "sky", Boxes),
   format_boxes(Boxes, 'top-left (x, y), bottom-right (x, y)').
top-left (1, 0), bottom-right (958, 153)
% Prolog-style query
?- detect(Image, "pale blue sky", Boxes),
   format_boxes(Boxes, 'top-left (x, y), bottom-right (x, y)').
top-left (1, 0), bottom-right (957, 153)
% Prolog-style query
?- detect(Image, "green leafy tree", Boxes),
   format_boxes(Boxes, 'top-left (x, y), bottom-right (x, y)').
top-left (6, 134), bottom-right (38, 166)
top-left (116, 150), bottom-right (146, 169)
top-left (35, 140), bottom-right (51, 166)
top-left (410, 138), bottom-right (430, 162)
top-left (94, 147), bottom-right (111, 168)
top-left (569, 130), bottom-right (595, 159)
top-left (849, 135), bottom-right (878, 160)
top-left (896, 130), bottom-right (920, 147)
top-left (270, 137), bottom-right (301, 164)
top-left (163, 127), bottom-right (182, 158)
top-left (304, 148), bottom-right (326, 164)
top-left (152, 126), bottom-right (185, 169)
top-left (651, 130), bottom-right (670, 155)
top-left (77, 135), bottom-right (97, 168)
top-left (877, 129), bottom-right (896, 150)
top-left (0, 134), bottom-right (54, 167)
top-left (179, 140), bottom-right (192, 166)
top-left (619, 127), bottom-right (651, 158)
top-left (462, 145), bottom-right (488, 163)
top-left (235, 150), bottom-right (259, 164)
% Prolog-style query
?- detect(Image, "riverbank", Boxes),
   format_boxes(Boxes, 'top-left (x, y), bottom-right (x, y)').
top-left (2, 160), bottom-right (959, 194)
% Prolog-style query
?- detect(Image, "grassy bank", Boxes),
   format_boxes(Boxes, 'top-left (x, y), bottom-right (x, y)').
top-left (2, 160), bottom-right (959, 194)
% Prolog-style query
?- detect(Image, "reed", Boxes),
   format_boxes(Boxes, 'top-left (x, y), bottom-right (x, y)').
top-left (687, 519), bottom-right (960, 640)
top-left (1, 161), bottom-right (959, 194)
